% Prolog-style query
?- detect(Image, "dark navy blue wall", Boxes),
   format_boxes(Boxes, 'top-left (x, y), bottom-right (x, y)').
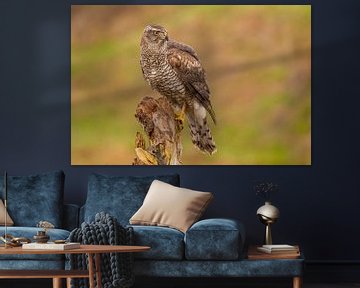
top-left (1, 0), bottom-right (359, 264)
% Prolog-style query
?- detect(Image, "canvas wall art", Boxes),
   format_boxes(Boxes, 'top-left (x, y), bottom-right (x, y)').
top-left (71, 5), bottom-right (311, 165)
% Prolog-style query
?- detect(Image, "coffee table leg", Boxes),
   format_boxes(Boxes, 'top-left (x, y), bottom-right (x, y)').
top-left (95, 253), bottom-right (102, 288)
top-left (52, 278), bottom-right (62, 288)
top-left (66, 277), bottom-right (72, 288)
top-left (293, 276), bottom-right (302, 288)
top-left (88, 253), bottom-right (95, 288)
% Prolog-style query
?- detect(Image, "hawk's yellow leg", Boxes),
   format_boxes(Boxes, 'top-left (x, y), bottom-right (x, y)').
top-left (175, 104), bottom-right (186, 132)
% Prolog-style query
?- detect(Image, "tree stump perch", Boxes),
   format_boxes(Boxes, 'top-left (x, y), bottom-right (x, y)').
top-left (133, 96), bottom-right (183, 165)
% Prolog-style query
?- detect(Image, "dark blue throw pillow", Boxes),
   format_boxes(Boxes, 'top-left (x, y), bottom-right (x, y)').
top-left (0, 170), bottom-right (64, 227)
top-left (84, 174), bottom-right (180, 225)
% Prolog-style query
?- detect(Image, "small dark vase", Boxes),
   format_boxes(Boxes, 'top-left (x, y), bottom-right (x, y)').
top-left (33, 230), bottom-right (50, 243)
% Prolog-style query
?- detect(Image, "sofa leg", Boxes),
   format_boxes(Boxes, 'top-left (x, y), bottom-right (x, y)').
top-left (293, 276), bottom-right (302, 288)
top-left (53, 278), bottom-right (62, 288)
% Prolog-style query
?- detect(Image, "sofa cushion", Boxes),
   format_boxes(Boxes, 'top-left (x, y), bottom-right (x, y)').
top-left (184, 218), bottom-right (245, 260)
top-left (130, 225), bottom-right (184, 260)
top-left (0, 171), bottom-right (65, 227)
top-left (130, 180), bottom-right (213, 233)
top-left (0, 227), bottom-right (70, 261)
top-left (0, 199), bottom-right (14, 226)
top-left (84, 174), bottom-right (180, 225)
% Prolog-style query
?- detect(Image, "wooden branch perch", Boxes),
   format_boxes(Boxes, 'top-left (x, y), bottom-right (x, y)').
top-left (133, 96), bottom-right (183, 165)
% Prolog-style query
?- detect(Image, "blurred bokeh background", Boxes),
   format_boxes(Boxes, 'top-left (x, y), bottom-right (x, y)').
top-left (71, 5), bottom-right (311, 165)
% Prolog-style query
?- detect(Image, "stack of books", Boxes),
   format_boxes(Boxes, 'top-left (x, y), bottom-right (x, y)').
top-left (22, 242), bottom-right (81, 250)
top-left (248, 244), bottom-right (300, 260)
top-left (257, 244), bottom-right (299, 254)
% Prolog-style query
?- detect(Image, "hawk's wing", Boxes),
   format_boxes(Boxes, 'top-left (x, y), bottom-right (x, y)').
top-left (167, 40), bottom-right (216, 124)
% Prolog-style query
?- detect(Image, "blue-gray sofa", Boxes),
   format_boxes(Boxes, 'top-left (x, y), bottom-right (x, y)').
top-left (0, 170), bottom-right (79, 270)
top-left (81, 173), bottom-right (304, 285)
top-left (1, 171), bottom-right (303, 287)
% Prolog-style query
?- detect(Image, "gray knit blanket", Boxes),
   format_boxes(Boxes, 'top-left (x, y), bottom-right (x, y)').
top-left (68, 212), bottom-right (134, 288)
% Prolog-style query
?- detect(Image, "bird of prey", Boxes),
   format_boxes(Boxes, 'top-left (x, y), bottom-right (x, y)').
top-left (140, 24), bottom-right (216, 155)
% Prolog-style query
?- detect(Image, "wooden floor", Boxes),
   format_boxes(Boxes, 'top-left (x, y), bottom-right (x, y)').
top-left (0, 279), bottom-right (360, 288)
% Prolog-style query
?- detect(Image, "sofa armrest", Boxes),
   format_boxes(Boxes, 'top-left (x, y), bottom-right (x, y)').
top-left (184, 218), bottom-right (245, 260)
top-left (63, 204), bottom-right (80, 231)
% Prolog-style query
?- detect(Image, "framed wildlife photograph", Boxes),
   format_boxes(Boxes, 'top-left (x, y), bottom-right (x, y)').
top-left (71, 5), bottom-right (311, 165)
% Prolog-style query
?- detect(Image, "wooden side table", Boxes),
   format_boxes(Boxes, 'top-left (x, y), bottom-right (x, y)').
top-left (0, 244), bottom-right (150, 288)
top-left (247, 245), bottom-right (303, 288)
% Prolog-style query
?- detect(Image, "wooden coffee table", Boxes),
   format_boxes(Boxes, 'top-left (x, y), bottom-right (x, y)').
top-left (247, 245), bottom-right (303, 288)
top-left (0, 244), bottom-right (150, 288)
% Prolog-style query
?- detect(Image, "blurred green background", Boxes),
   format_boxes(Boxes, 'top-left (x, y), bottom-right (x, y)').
top-left (71, 5), bottom-right (311, 165)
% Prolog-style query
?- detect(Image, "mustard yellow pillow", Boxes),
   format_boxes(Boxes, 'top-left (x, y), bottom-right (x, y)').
top-left (130, 180), bottom-right (213, 233)
top-left (0, 199), bottom-right (14, 226)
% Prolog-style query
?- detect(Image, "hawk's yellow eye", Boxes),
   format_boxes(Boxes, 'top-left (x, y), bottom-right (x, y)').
top-left (153, 31), bottom-right (159, 35)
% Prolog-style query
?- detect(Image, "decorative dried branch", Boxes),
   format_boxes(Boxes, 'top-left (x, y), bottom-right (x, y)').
top-left (254, 181), bottom-right (279, 201)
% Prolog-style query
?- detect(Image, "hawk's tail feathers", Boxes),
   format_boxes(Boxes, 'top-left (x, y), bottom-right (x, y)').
top-left (189, 118), bottom-right (217, 155)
